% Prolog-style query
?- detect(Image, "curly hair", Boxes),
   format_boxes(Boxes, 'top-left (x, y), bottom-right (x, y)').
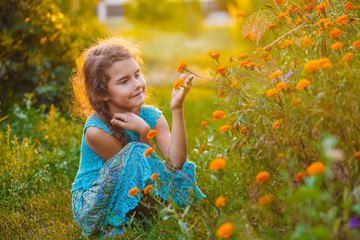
top-left (70, 37), bottom-right (144, 145)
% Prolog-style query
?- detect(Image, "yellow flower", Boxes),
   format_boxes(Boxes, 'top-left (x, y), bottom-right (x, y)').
top-left (295, 171), bottom-right (306, 181)
top-left (266, 88), bottom-right (279, 98)
top-left (276, 82), bottom-right (287, 91)
top-left (272, 119), bottom-right (283, 129)
top-left (128, 187), bottom-right (140, 197)
top-left (306, 162), bottom-right (326, 176)
top-left (258, 195), bottom-right (271, 205)
top-left (213, 110), bottom-right (226, 120)
top-left (318, 58), bottom-right (332, 69)
top-left (304, 60), bottom-right (320, 72)
top-left (344, 2), bottom-right (354, 12)
top-left (268, 23), bottom-right (277, 30)
top-left (215, 66), bottom-right (228, 74)
top-left (177, 61), bottom-right (188, 73)
top-left (353, 40), bottom-right (360, 49)
top-left (220, 125), bottom-right (233, 133)
top-left (301, 36), bottom-right (315, 48)
top-left (173, 78), bottom-right (185, 90)
top-left (216, 222), bottom-right (234, 239)
top-left (336, 15), bottom-right (349, 26)
top-left (296, 78), bottom-right (311, 90)
top-left (240, 126), bottom-right (247, 134)
top-left (215, 196), bottom-right (226, 207)
top-left (230, 81), bottom-right (238, 88)
top-left (268, 71), bottom-right (283, 80)
top-left (150, 172), bottom-right (159, 181)
top-left (244, 33), bottom-right (256, 41)
top-left (144, 185), bottom-right (153, 195)
top-left (144, 148), bottom-right (155, 158)
top-left (147, 129), bottom-right (160, 139)
top-left (209, 157), bottom-right (226, 171)
top-left (342, 52), bottom-right (354, 63)
top-left (329, 29), bottom-right (343, 38)
top-left (255, 171), bottom-right (270, 184)
top-left (331, 42), bottom-right (343, 50)
top-left (200, 121), bottom-right (208, 129)
top-left (316, 2), bottom-right (328, 13)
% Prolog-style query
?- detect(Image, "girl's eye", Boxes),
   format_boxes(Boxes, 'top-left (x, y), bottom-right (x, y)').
top-left (120, 79), bottom-right (128, 84)
top-left (135, 73), bottom-right (140, 78)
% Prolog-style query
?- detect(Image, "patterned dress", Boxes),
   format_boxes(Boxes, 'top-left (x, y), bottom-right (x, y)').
top-left (71, 106), bottom-right (205, 237)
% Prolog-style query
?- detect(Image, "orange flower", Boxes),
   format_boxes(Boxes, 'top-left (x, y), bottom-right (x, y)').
top-left (177, 61), bottom-right (188, 73)
top-left (268, 71), bottom-right (283, 79)
top-left (256, 171), bottom-right (270, 184)
top-left (147, 129), bottom-right (160, 139)
top-left (216, 222), bottom-right (234, 239)
top-left (244, 33), bottom-right (256, 41)
top-left (355, 151), bottom-right (360, 160)
top-left (128, 187), bottom-right (140, 197)
top-left (272, 119), bottom-right (283, 129)
top-left (336, 15), bottom-right (349, 26)
top-left (301, 36), bottom-right (315, 48)
top-left (331, 41), bottom-right (343, 50)
top-left (276, 12), bottom-right (287, 19)
top-left (279, 38), bottom-right (296, 49)
top-left (314, 18), bottom-right (330, 26)
top-left (329, 29), bottom-right (343, 38)
top-left (220, 125), bottom-right (232, 133)
top-left (307, 162), bottom-right (326, 176)
top-left (173, 78), bottom-right (185, 90)
top-left (144, 185), bottom-right (153, 195)
top-left (304, 60), bottom-right (320, 72)
top-left (291, 98), bottom-right (300, 106)
top-left (295, 171), bottom-right (306, 181)
top-left (278, 153), bottom-right (285, 158)
top-left (353, 40), bottom-right (360, 49)
top-left (238, 53), bottom-right (249, 60)
top-left (276, 82), bottom-right (287, 91)
top-left (296, 78), bottom-right (311, 90)
top-left (316, 2), bottom-right (328, 13)
top-left (318, 58), bottom-right (332, 69)
top-left (342, 52), bottom-right (354, 63)
top-left (256, 63), bottom-right (263, 69)
top-left (275, 0), bottom-right (285, 4)
top-left (150, 172), bottom-right (159, 181)
top-left (144, 148), bottom-right (155, 158)
top-left (209, 157), bottom-right (226, 171)
top-left (213, 110), bottom-right (226, 120)
top-left (230, 81), bottom-right (238, 88)
top-left (201, 121), bottom-right (208, 129)
top-left (240, 126), bottom-right (247, 134)
top-left (219, 89), bottom-right (228, 99)
top-left (344, 2), bottom-right (354, 12)
top-left (236, 11), bottom-right (245, 17)
top-left (215, 196), bottom-right (226, 207)
top-left (209, 51), bottom-right (220, 59)
top-left (216, 66), bottom-right (228, 74)
top-left (258, 195), bottom-right (272, 205)
top-left (268, 23), bottom-right (277, 30)
top-left (266, 88), bottom-right (279, 98)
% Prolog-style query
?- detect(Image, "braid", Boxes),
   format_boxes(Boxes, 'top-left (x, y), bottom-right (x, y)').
top-left (97, 104), bottom-right (128, 146)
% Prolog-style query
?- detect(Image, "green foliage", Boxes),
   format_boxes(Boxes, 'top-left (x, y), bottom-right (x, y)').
top-left (0, 0), bottom-right (106, 112)
top-left (123, 0), bottom-right (202, 34)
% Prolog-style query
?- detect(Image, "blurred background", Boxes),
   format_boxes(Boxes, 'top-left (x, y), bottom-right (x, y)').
top-left (0, 0), bottom-right (259, 114)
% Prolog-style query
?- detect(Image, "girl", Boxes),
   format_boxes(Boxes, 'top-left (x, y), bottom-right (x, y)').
top-left (71, 37), bottom-right (205, 237)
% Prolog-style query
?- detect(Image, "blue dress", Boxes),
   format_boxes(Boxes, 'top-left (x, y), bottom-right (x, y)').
top-left (71, 106), bottom-right (205, 237)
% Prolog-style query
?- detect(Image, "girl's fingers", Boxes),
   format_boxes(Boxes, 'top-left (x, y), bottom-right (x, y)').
top-left (110, 118), bottom-right (126, 128)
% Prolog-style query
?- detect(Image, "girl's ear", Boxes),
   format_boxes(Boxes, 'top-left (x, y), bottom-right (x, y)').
top-left (97, 91), bottom-right (110, 101)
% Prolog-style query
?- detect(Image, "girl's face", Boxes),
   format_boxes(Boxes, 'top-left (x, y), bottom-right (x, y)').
top-left (105, 58), bottom-right (146, 114)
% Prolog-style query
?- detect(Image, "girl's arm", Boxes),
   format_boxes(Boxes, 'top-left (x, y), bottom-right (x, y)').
top-left (155, 74), bottom-right (194, 169)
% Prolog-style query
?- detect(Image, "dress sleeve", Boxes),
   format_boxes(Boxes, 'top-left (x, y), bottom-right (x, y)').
top-left (141, 106), bottom-right (162, 130)
top-left (84, 114), bottom-right (113, 135)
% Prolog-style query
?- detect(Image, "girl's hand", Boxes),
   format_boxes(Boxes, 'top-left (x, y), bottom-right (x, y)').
top-left (111, 112), bottom-right (150, 135)
top-left (171, 74), bottom-right (194, 111)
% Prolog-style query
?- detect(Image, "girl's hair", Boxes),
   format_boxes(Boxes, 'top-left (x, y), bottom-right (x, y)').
top-left (70, 37), bottom-right (143, 145)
